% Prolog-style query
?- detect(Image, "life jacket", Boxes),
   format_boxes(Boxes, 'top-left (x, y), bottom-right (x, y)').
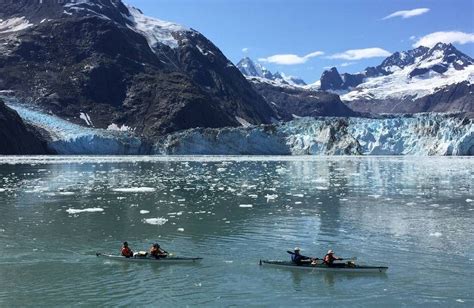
top-left (323, 254), bottom-right (334, 265)
top-left (121, 247), bottom-right (133, 257)
top-left (150, 247), bottom-right (159, 257)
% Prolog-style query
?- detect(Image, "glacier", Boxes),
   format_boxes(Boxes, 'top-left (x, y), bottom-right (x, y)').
top-left (3, 97), bottom-right (473, 156)
top-left (155, 115), bottom-right (474, 156)
top-left (4, 99), bottom-right (146, 155)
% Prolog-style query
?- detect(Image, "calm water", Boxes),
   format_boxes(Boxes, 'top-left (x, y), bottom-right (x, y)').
top-left (0, 156), bottom-right (473, 307)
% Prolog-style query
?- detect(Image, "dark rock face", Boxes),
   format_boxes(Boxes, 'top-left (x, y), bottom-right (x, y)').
top-left (0, 99), bottom-right (51, 154)
top-left (0, 0), bottom-right (276, 139)
top-left (320, 67), bottom-right (344, 91)
top-left (249, 79), bottom-right (359, 120)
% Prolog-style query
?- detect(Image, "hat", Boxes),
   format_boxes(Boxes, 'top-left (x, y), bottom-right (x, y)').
top-left (327, 249), bottom-right (334, 254)
top-left (294, 247), bottom-right (301, 251)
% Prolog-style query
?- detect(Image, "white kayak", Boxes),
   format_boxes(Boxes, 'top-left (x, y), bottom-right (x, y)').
top-left (96, 253), bottom-right (202, 264)
top-left (260, 260), bottom-right (388, 273)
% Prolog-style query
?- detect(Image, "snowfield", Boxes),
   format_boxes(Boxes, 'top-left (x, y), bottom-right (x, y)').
top-left (341, 63), bottom-right (474, 101)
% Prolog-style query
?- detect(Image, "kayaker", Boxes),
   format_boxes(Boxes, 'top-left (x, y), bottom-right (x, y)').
top-left (121, 242), bottom-right (134, 258)
top-left (150, 243), bottom-right (168, 259)
top-left (291, 247), bottom-right (312, 265)
top-left (323, 249), bottom-right (343, 266)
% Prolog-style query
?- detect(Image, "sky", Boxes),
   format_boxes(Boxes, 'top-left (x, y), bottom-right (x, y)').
top-left (126, 0), bottom-right (474, 83)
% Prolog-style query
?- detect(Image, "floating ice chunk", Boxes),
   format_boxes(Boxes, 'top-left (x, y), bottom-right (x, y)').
top-left (0, 188), bottom-right (5, 192)
top-left (177, 228), bottom-right (184, 232)
top-left (316, 186), bottom-right (329, 190)
top-left (66, 208), bottom-right (104, 214)
top-left (239, 204), bottom-right (253, 208)
top-left (113, 187), bottom-right (156, 193)
top-left (456, 299), bottom-right (465, 303)
top-left (59, 192), bottom-right (75, 195)
top-left (217, 168), bottom-right (226, 172)
top-left (139, 210), bottom-right (150, 214)
top-left (466, 199), bottom-right (473, 203)
top-left (143, 218), bottom-right (168, 225)
top-left (265, 194), bottom-right (278, 202)
top-left (429, 232), bottom-right (442, 237)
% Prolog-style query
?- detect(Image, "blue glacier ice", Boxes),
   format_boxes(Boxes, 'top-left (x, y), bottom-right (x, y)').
top-left (6, 101), bottom-right (145, 155)
top-left (4, 98), bottom-right (473, 156)
top-left (156, 115), bottom-right (473, 156)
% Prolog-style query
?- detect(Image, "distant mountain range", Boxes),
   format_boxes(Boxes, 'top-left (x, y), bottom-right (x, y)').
top-left (238, 43), bottom-right (473, 114)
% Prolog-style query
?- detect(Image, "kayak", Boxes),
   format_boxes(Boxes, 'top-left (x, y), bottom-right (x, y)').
top-left (96, 253), bottom-right (202, 263)
top-left (260, 260), bottom-right (388, 273)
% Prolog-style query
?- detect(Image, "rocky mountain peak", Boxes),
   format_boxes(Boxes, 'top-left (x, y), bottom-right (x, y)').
top-left (236, 57), bottom-right (273, 79)
top-left (237, 57), bottom-right (306, 86)
top-left (320, 67), bottom-right (343, 91)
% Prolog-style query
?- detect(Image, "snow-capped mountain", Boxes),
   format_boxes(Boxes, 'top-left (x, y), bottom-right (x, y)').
top-left (235, 58), bottom-right (357, 119)
top-left (317, 43), bottom-right (473, 114)
top-left (237, 57), bottom-right (307, 87)
top-left (0, 0), bottom-right (276, 141)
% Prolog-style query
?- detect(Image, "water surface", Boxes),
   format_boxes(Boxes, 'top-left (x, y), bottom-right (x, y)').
top-left (0, 156), bottom-right (472, 306)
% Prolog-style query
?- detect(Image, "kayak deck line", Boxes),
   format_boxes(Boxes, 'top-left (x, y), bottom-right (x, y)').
top-left (259, 260), bottom-right (388, 273)
top-left (96, 253), bottom-right (203, 263)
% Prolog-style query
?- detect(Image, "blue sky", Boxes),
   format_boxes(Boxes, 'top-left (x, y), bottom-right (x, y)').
top-left (126, 0), bottom-right (474, 83)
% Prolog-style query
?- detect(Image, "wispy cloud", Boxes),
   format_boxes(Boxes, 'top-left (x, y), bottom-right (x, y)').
top-left (383, 8), bottom-right (430, 20)
top-left (242, 47), bottom-right (249, 53)
top-left (413, 31), bottom-right (474, 48)
top-left (258, 51), bottom-right (324, 65)
top-left (328, 48), bottom-right (391, 60)
top-left (339, 62), bottom-right (357, 67)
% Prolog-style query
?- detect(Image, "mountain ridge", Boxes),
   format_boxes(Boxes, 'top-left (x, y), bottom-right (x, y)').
top-left (0, 0), bottom-right (277, 139)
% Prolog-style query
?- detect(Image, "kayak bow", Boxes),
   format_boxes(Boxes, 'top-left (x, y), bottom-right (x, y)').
top-left (260, 260), bottom-right (388, 273)
top-left (96, 253), bottom-right (202, 263)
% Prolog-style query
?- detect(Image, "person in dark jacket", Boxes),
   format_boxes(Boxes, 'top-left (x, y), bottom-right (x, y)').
top-left (291, 247), bottom-right (312, 265)
top-left (149, 243), bottom-right (168, 259)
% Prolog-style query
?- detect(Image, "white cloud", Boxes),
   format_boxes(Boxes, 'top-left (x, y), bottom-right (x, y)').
top-left (258, 51), bottom-right (324, 65)
top-left (328, 48), bottom-right (391, 60)
top-left (413, 31), bottom-right (474, 48)
top-left (383, 8), bottom-right (430, 20)
top-left (242, 47), bottom-right (249, 53)
top-left (339, 62), bottom-right (357, 67)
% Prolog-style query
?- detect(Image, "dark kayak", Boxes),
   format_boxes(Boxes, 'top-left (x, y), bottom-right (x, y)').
top-left (96, 253), bottom-right (202, 263)
top-left (260, 260), bottom-right (388, 273)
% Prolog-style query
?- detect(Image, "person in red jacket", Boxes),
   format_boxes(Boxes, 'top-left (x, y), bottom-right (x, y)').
top-left (121, 242), bottom-right (134, 258)
top-left (323, 250), bottom-right (343, 266)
